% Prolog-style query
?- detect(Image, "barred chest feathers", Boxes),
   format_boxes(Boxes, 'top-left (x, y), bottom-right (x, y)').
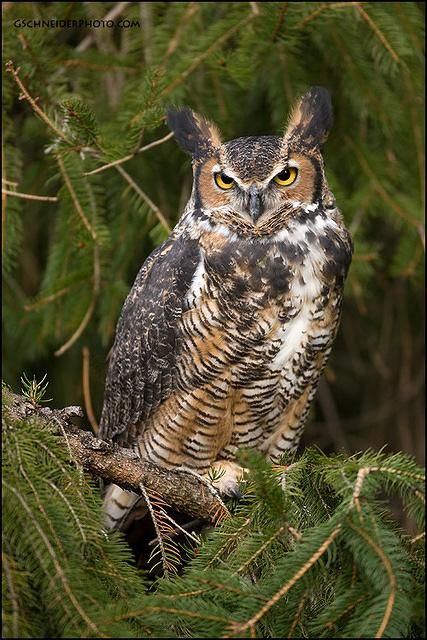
top-left (184, 205), bottom-right (351, 379)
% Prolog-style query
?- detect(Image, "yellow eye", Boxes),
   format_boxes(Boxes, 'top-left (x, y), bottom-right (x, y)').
top-left (273, 167), bottom-right (298, 186)
top-left (214, 172), bottom-right (234, 190)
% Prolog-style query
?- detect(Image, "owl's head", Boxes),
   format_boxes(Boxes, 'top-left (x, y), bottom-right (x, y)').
top-left (167, 87), bottom-right (335, 231)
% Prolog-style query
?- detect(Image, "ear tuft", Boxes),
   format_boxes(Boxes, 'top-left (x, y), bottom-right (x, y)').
top-left (285, 87), bottom-right (333, 149)
top-left (166, 106), bottom-right (222, 159)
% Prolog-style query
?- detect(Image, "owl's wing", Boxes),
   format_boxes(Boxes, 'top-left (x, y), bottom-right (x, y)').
top-left (99, 232), bottom-right (201, 447)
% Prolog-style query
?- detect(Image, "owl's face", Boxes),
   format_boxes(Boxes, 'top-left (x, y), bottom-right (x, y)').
top-left (167, 87), bottom-right (335, 231)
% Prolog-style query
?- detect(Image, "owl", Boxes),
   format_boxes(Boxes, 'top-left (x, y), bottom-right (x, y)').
top-left (99, 87), bottom-right (353, 530)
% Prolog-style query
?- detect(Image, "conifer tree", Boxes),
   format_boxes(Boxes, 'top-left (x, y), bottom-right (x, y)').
top-left (2, 3), bottom-right (425, 638)
top-left (2, 384), bottom-right (425, 638)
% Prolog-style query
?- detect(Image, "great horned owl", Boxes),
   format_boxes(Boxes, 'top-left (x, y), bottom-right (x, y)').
top-left (99, 87), bottom-right (353, 530)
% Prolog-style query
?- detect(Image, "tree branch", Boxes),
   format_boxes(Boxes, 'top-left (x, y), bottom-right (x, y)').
top-left (5, 390), bottom-right (228, 524)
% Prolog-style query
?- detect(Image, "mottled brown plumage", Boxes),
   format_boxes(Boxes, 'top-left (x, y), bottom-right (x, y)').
top-left (100, 87), bottom-right (352, 529)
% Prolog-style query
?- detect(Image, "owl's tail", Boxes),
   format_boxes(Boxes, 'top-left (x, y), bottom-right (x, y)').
top-left (103, 483), bottom-right (146, 531)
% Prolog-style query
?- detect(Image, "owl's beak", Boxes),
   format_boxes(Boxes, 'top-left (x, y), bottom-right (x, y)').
top-left (248, 185), bottom-right (263, 223)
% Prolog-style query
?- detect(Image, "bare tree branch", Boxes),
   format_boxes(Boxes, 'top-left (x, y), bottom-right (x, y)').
top-left (75, 2), bottom-right (131, 53)
top-left (5, 390), bottom-right (228, 524)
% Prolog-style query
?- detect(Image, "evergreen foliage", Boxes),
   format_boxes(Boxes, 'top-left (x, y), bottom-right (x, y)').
top-left (2, 3), bottom-right (425, 637)
top-left (2, 386), bottom-right (149, 638)
top-left (2, 387), bottom-right (425, 638)
top-left (2, 4), bottom-right (424, 455)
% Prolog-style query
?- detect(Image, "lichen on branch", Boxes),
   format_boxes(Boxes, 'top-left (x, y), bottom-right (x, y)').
top-left (3, 388), bottom-right (228, 524)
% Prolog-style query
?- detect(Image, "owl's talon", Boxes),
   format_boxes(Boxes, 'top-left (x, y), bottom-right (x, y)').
top-left (226, 485), bottom-right (242, 500)
top-left (207, 460), bottom-right (247, 499)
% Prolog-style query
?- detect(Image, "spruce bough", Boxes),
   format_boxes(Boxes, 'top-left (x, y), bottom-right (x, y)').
top-left (2, 2), bottom-right (424, 637)
top-left (2, 388), bottom-right (424, 638)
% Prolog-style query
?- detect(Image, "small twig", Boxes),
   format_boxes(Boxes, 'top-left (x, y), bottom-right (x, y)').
top-left (25, 286), bottom-right (74, 311)
top-left (348, 523), bottom-right (396, 638)
top-left (206, 517), bottom-right (251, 570)
top-left (132, 130), bottom-right (174, 153)
top-left (288, 526), bottom-right (303, 541)
top-left (83, 152), bottom-right (137, 178)
top-left (75, 2), bottom-right (131, 52)
top-left (139, 482), bottom-right (172, 576)
top-left (352, 465), bottom-right (425, 515)
top-left (51, 416), bottom-right (75, 462)
top-left (233, 525), bottom-right (286, 577)
top-left (356, 5), bottom-right (400, 64)
top-left (140, 2), bottom-right (153, 66)
top-left (5, 61), bottom-right (69, 143)
top-left (159, 3), bottom-right (199, 72)
top-left (227, 526), bottom-right (342, 637)
top-left (115, 164), bottom-right (171, 232)
top-left (109, 605), bottom-right (231, 628)
top-left (61, 59), bottom-right (135, 73)
top-left (410, 531), bottom-right (425, 544)
top-left (82, 346), bottom-right (99, 435)
top-left (249, 2), bottom-right (260, 15)
top-left (83, 132), bottom-right (174, 176)
top-left (45, 479), bottom-right (87, 543)
top-left (2, 146), bottom-right (7, 257)
top-left (322, 594), bottom-right (366, 631)
top-left (1, 189), bottom-right (58, 202)
top-left (54, 246), bottom-right (101, 357)
top-left (148, 512), bottom-right (201, 546)
top-left (56, 155), bottom-right (97, 240)
top-left (53, 158), bottom-right (101, 356)
top-left (287, 591), bottom-right (308, 638)
top-left (297, 2), bottom-right (364, 29)
top-left (270, 3), bottom-right (288, 41)
top-left (10, 431), bottom-right (66, 550)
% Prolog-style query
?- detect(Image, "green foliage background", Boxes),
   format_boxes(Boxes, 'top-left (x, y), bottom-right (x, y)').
top-left (3, 4), bottom-right (424, 491)
top-left (2, 387), bottom-right (425, 638)
top-left (2, 4), bottom-right (425, 637)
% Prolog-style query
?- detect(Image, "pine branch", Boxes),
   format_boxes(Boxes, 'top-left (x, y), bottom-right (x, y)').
top-left (53, 245), bottom-right (100, 357)
top-left (356, 5), bottom-right (401, 65)
top-left (158, 3), bottom-right (200, 72)
top-left (296, 2), bottom-right (364, 29)
top-left (157, 7), bottom-right (258, 99)
top-left (227, 526), bottom-right (342, 637)
top-left (348, 523), bottom-right (396, 637)
top-left (52, 153), bottom-right (102, 357)
top-left (3, 481), bottom-right (105, 637)
top-left (56, 155), bottom-right (97, 241)
top-left (343, 135), bottom-right (420, 230)
top-left (115, 164), bottom-right (171, 232)
top-left (5, 60), bottom-right (69, 143)
top-left (1, 189), bottom-right (58, 202)
top-left (5, 389), bottom-right (228, 524)
top-left (24, 286), bottom-right (74, 311)
top-left (81, 346), bottom-right (99, 435)
top-left (83, 131), bottom-right (174, 176)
